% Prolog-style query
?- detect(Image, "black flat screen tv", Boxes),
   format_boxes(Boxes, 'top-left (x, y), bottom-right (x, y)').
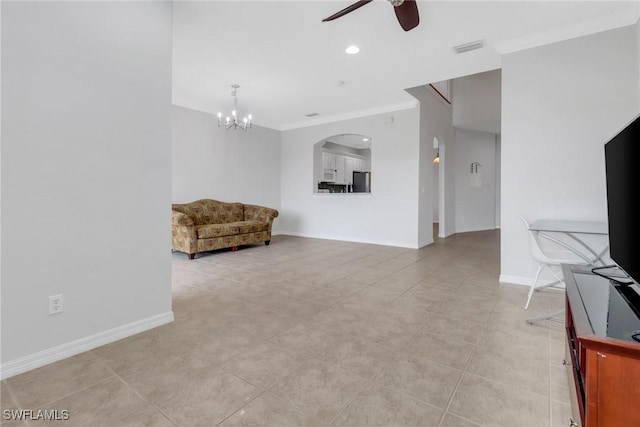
top-left (604, 114), bottom-right (640, 285)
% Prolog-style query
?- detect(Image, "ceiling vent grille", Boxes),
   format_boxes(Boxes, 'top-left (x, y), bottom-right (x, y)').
top-left (452, 40), bottom-right (484, 54)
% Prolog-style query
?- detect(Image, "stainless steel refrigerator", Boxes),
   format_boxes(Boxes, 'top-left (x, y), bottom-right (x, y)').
top-left (352, 171), bottom-right (370, 193)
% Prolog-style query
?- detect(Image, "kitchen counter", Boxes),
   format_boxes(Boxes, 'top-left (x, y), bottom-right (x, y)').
top-left (317, 182), bottom-right (346, 193)
top-left (317, 181), bottom-right (371, 194)
top-left (313, 192), bottom-right (372, 196)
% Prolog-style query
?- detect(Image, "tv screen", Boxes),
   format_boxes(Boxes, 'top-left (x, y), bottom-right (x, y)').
top-left (604, 114), bottom-right (640, 284)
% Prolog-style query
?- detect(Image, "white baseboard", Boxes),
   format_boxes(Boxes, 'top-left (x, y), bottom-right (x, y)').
top-left (499, 275), bottom-right (531, 287)
top-left (278, 231), bottom-right (419, 249)
top-left (418, 238), bottom-right (434, 248)
top-left (0, 311), bottom-right (174, 380)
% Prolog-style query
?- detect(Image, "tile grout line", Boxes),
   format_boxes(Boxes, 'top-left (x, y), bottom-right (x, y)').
top-left (12, 375), bottom-right (115, 414)
top-left (436, 290), bottom-right (501, 427)
top-left (213, 343), bottom-right (365, 425)
top-left (213, 390), bottom-right (265, 427)
top-left (435, 325), bottom-right (487, 427)
top-left (5, 351), bottom-right (118, 410)
top-left (322, 376), bottom-right (375, 427)
top-left (94, 353), bottom-right (179, 427)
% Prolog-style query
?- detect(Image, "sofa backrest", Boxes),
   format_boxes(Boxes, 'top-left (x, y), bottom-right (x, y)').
top-left (172, 199), bottom-right (244, 225)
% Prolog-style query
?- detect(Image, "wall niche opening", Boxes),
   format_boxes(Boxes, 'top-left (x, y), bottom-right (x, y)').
top-left (313, 134), bottom-right (372, 194)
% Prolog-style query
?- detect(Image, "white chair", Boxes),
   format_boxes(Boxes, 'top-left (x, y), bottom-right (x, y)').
top-left (519, 215), bottom-right (587, 310)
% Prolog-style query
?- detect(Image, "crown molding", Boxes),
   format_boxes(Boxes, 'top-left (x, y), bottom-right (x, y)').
top-left (495, 7), bottom-right (640, 55)
top-left (279, 100), bottom-right (419, 131)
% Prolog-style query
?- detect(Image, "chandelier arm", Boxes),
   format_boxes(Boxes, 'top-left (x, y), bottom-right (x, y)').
top-left (218, 84), bottom-right (252, 131)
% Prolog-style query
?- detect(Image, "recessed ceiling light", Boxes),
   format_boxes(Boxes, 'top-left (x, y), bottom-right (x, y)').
top-left (345, 45), bottom-right (360, 55)
top-left (362, 138), bottom-right (370, 142)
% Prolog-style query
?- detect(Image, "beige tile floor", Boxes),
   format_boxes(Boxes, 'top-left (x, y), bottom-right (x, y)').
top-left (1, 229), bottom-right (572, 426)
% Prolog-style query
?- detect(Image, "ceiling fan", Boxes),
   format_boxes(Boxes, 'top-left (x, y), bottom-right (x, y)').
top-left (322, 0), bottom-right (420, 32)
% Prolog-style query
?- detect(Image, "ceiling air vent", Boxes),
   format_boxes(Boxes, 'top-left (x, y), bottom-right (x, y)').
top-left (452, 40), bottom-right (485, 54)
top-left (305, 113), bottom-right (319, 117)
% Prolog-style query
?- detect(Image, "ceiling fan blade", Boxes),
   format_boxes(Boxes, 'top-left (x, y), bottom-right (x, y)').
top-left (322, 0), bottom-right (374, 22)
top-left (394, 0), bottom-right (419, 31)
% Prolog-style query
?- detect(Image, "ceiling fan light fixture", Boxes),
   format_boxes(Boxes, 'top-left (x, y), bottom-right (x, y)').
top-left (322, 0), bottom-right (419, 32)
top-left (345, 45), bottom-right (360, 54)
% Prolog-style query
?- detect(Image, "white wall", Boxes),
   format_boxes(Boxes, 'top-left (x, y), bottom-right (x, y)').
top-left (433, 164), bottom-right (439, 222)
top-left (279, 107), bottom-right (421, 248)
top-left (405, 86), bottom-right (454, 243)
top-left (454, 128), bottom-right (498, 233)
top-left (500, 24), bottom-right (639, 286)
top-left (495, 135), bottom-right (501, 228)
top-left (171, 105), bottom-right (282, 229)
top-left (1, 2), bottom-right (173, 377)
top-left (452, 70), bottom-right (502, 135)
top-left (441, 123), bottom-right (457, 239)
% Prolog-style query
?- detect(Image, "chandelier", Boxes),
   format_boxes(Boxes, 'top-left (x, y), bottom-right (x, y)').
top-left (217, 84), bottom-right (252, 130)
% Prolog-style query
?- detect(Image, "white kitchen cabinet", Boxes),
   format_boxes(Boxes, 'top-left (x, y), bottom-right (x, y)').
top-left (322, 152), bottom-right (336, 169)
top-left (353, 158), bottom-right (366, 172)
top-left (345, 157), bottom-right (354, 184)
top-left (316, 164), bottom-right (325, 184)
top-left (335, 155), bottom-right (346, 184)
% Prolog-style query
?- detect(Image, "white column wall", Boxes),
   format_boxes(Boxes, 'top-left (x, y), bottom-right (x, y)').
top-left (1, 2), bottom-right (173, 376)
top-left (433, 165), bottom-right (439, 222)
top-left (405, 86), bottom-right (454, 244)
top-left (500, 24), bottom-right (639, 286)
top-left (495, 135), bottom-right (502, 228)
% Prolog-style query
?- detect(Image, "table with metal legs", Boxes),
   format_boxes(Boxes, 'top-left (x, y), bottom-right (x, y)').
top-left (525, 219), bottom-right (609, 325)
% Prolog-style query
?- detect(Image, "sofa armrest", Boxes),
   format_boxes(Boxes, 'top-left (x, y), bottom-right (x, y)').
top-left (172, 210), bottom-right (194, 226)
top-left (171, 210), bottom-right (197, 256)
top-left (243, 204), bottom-right (279, 225)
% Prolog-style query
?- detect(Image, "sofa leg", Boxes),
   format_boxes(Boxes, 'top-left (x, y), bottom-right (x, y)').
top-left (188, 254), bottom-right (195, 260)
top-left (265, 240), bottom-right (270, 246)
top-left (232, 246), bottom-right (238, 252)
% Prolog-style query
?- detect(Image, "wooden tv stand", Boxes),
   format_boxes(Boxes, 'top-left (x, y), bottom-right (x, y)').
top-left (562, 264), bottom-right (640, 427)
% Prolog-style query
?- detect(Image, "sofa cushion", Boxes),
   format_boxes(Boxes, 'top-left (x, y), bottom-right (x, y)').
top-left (196, 221), bottom-right (268, 239)
top-left (172, 200), bottom-right (244, 225)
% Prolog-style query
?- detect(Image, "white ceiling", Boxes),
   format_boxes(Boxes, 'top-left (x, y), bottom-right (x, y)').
top-left (172, 1), bottom-right (639, 131)
top-left (324, 133), bottom-right (372, 149)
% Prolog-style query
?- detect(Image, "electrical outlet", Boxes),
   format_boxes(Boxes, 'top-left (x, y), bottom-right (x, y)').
top-left (49, 294), bottom-right (63, 315)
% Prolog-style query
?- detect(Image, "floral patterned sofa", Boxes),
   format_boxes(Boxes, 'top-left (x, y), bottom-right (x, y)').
top-left (171, 199), bottom-right (279, 259)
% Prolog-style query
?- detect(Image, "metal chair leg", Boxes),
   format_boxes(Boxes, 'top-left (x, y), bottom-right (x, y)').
top-left (525, 264), bottom-right (544, 309)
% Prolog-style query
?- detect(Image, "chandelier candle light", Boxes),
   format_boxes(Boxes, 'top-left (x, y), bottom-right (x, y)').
top-left (218, 84), bottom-right (252, 130)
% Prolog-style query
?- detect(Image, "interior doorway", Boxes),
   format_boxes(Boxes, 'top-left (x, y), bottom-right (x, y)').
top-left (433, 137), bottom-right (445, 240)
